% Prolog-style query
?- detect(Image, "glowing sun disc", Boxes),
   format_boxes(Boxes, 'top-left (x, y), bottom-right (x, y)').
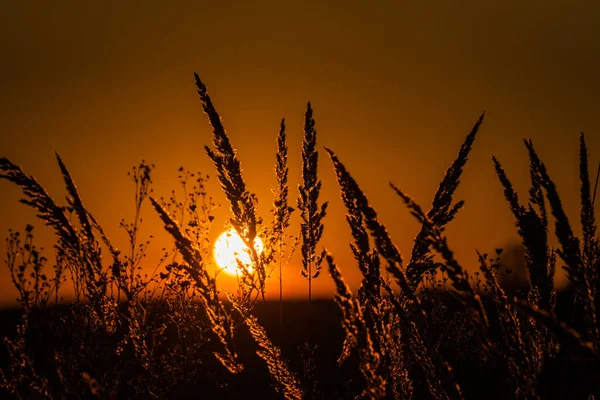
top-left (214, 228), bottom-right (264, 275)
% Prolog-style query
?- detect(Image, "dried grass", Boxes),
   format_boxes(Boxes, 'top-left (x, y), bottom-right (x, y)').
top-left (2, 76), bottom-right (600, 399)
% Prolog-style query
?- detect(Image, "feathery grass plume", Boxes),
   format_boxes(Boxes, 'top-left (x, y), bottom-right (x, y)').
top-left (579, 134), bottom-right (600, 321)
top-left (477, 250), bottom-right (540, 397)
top-left (524, 139), bottom-right (598, 343)
top-left (324, 151), bottom-right (463, 398)
top-left (580, 133), bottom-right (597, 257)
top-left (337, 157), bottom-right (380, 300)
top-left (332, 184), bottom-right (415, 397)
top-left (325, 146), bottom-right (414, 307)
top-left (322, 144), bottom-right (461, 398)
top-left (525, 139), bottom-right (582, 284)
top-left (593, 160), bottom-right (600, 205)
top-left (298, 103), bottom-right (328, 309)
top-left (55, 154), bottom-right (95, 245)
top-left (406, 113), bottom-right (485, 288)
top-left (57, 156), bottom-right (161, 316)
top-left (0, 157), bottom-right (110, 302)
top-left (231, 300), bottom-right (303, 400)
top-left (270, 118), bottom-right (294, 338)
top-left (55, 154), bottom-right (114, 299)
top-left (391, 184), bottom-right (489, 328)
top-left (326, 144), bottom-right (388, 370)
top-left (491, 155), bottom-right (555, 311)
top-left (1, 157), bottom-right (226, 397)
top-left (324, 148), bottom-right (419, 306)
top-left (149, 197), bottom-right (243, 373)
top-left (194, 73), bottom-right (266, 303)
top-left (325, 252), bottom-right (386, 399)
top-left (325, 147), bottom-right (465, 397)
top-left (273, 119), bottom-right (293, 240)
top-left (56, 155), bottom-right (114, 301)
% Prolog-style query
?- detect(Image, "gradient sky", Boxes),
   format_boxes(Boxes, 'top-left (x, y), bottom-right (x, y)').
top-left (1, 1), bottom-right (599, 305)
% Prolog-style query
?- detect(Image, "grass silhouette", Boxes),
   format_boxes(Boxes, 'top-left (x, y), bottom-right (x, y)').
top-left (1, 75), bottom-right (599, 399)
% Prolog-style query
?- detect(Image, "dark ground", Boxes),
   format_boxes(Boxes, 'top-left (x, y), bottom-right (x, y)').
top-left (0, 300), bottom-right (349, 399)
top-left (0, 288), bottom-right (596, 399)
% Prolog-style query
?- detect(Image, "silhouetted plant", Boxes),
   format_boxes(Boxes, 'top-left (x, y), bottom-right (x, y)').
top-left (231, 299), bottom-right (303, 400)
top-left (298, 103), bottom-right (328, 312)
top-left (0, 158), bottom-right (225, 398)
top-left (194, 73), bottom-right (268, 306)
top-left (3, 76), bottom-right (600, 400)
top-left (271, 118), bottom-right (295, 338)
top-left (405, 113), bottom-right (485, 289)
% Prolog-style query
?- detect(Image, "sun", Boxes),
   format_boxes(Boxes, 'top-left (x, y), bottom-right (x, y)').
top-left (214, 228), bottom-right (264, 275)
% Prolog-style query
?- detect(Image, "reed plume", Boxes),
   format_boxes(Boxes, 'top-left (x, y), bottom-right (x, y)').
top-left (4, 75), bottom-right (600, 399)
top-left (0, 156), bottom-right (109, 303)
top-left (491, 153), bottom-right (555, 311)
top-left (390, 185), bottom-right (489, 328)
top-left (326, 148), bottom-right (464, 399)
top-left (298, 103), bottom-right (328, 310)
top-left (405, 113), bottom-right (485, 289)
top-left (324, 148), bottom-right (415, 304)
top-left (271, 118), bottom-right (294, 337)
top-left (579, 134), bottom-right (600, 328)
top-left (524, 139), bottom-right (597, 344)
top-left (194, 73), bottom-right (266, 304)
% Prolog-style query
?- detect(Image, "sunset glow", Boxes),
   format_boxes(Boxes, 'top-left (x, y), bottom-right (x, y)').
top-left (213, 228), bottom-right (264, 276)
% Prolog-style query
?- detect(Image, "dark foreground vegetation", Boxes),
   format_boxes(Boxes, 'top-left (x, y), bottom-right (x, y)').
top-left (1, 74), bottom-right (600, 399)
top-left (0, 291), bottom-right (592, 400)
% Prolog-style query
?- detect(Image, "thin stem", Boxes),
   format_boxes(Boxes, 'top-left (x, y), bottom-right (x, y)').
top-left (308, 263), bottom-right (312, 312)
top-left (308, 258), bottom-right (312, 340)
top-left (593, 160), bottom-right (600, 206)
top-left (279, 233), bottom-right (283, 343)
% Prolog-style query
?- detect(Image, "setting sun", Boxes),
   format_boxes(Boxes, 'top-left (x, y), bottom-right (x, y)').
top-left (213, 228), bottom-right (264, 275)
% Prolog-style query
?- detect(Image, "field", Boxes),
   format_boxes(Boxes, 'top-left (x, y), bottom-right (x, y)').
top-left (1, 75), bottom-right (600, 399)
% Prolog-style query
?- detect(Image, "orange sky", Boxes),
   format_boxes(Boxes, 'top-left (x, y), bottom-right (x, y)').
top-left (1, 1), bottom-right (600, 306)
